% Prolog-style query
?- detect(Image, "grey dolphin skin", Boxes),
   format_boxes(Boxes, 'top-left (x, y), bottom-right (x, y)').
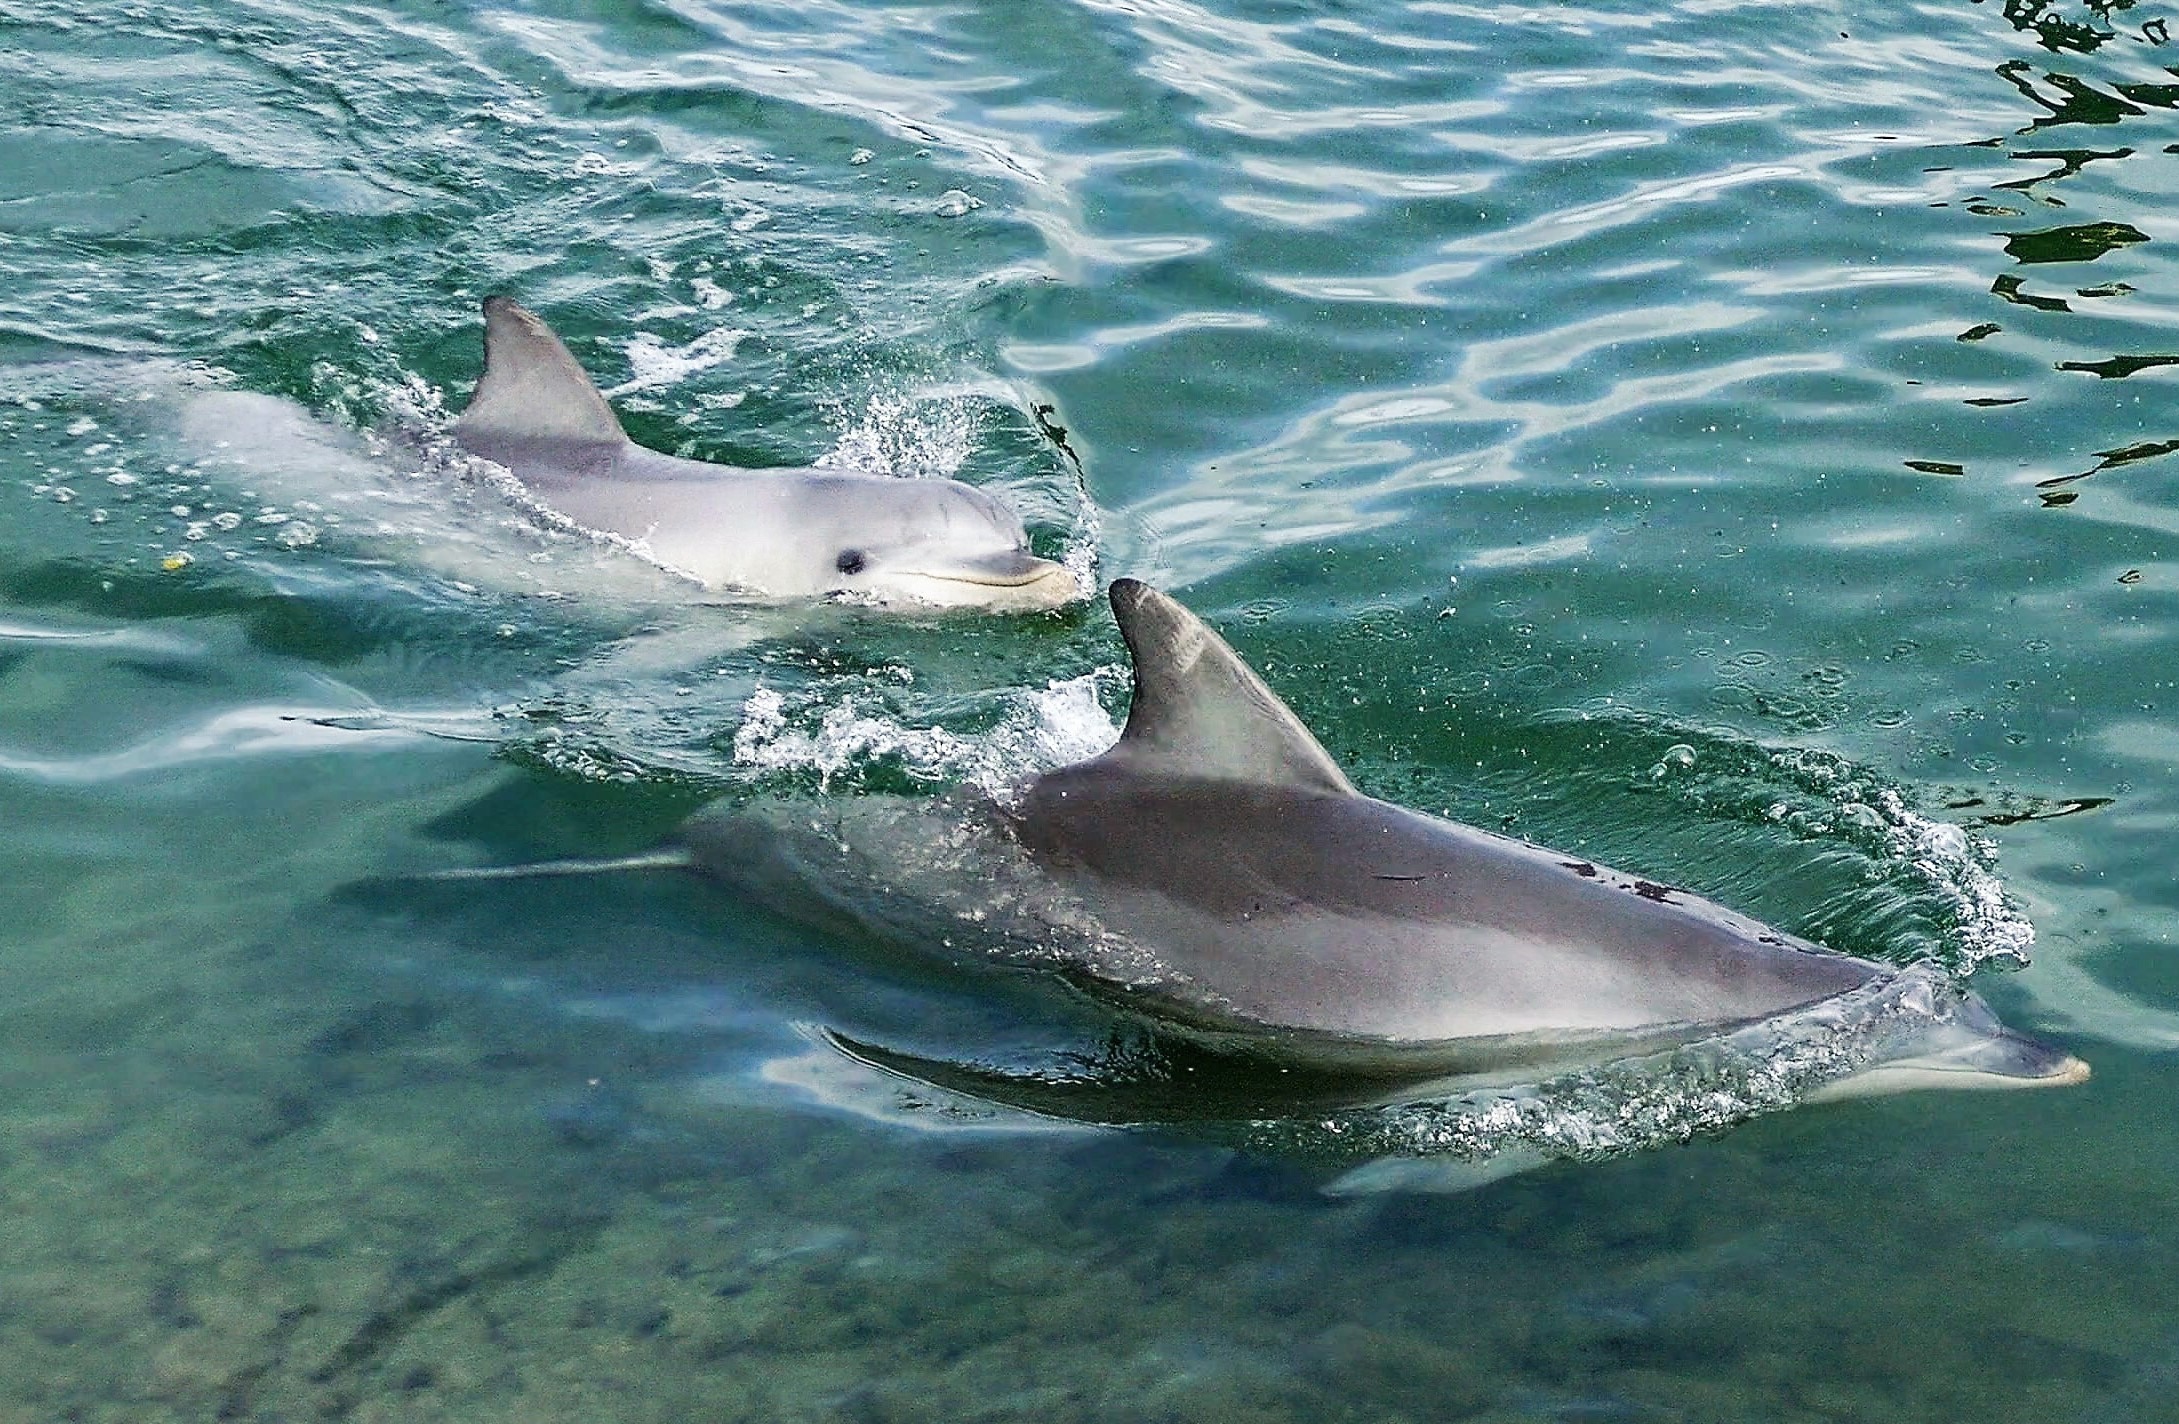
top-left (681, 579), bottom-right (2087, 1101)
top-left (452, 297), bottom-right (1080, 611)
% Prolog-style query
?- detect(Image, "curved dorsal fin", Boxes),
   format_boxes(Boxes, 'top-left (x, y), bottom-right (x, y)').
top-left (454, 297), bottom-right (625, 448)
top-left (1099, 578), bottom-right (1355, 795)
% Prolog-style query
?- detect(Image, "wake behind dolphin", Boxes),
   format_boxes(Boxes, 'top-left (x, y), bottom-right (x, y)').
top-left (452, 298), bottom-right (1081, 611)
top-left (677, 580), bottom-right (2086, 1105)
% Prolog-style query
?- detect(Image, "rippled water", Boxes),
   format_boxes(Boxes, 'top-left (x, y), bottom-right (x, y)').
top-left (7, 0), bottom-right (2179, 1417)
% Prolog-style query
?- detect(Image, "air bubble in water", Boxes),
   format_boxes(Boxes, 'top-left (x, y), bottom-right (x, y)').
top-left (1647, 743), bottom-right (1696, 780)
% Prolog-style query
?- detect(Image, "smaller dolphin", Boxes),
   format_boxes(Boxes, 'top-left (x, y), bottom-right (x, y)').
top-left (452, 298), bottom-right (1080, 611)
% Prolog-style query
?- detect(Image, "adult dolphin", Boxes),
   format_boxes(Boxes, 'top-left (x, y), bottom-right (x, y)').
top-left (452, 298), bottom-right (1080, 611)
top-left (678, 580), bottom-right (2088, 1102)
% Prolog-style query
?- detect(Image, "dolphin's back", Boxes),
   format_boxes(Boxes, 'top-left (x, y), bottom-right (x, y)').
top-left (1011, 767), bottom-right (1875, 1044)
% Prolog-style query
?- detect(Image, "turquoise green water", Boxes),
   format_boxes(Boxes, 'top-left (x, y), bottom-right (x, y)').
top-left (7, 0), bottom-right (2179, 1417)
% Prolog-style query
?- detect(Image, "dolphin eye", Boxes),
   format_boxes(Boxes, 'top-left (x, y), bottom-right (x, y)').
top-left (835, 549), bottom-right (867, 576)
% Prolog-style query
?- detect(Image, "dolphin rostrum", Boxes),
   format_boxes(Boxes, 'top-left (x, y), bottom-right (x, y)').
top-left (676, 579), bottom-right (2087, 1101)
top-left (452, 298), bottom-right (1080, 611)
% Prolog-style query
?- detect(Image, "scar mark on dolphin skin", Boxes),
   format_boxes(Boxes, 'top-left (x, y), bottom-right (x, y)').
top-left (1372, 873), bottom-right (1429, 882)
top-left (1631, 880), bottom-right (1678, 903)
top-left (1561, 861), bottom-right (1599, 877)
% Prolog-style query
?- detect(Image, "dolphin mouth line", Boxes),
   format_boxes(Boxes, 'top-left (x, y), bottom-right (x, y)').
top-left (907, 559), bottom-right (1076, 590)
top-left (941, 568), bottom-right (1073, 589)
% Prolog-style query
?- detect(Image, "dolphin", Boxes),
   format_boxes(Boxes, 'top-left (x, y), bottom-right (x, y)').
top-left (451, 297), bottom-right (1080, 611)
top-left (674, 579), bottom-right (2088, 1102)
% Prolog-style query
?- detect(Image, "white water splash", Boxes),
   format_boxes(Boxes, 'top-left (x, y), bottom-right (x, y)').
top-left (1020, 668), bottom-right (1126, 771)
top-left (816, 390), bottom-right (979, 478)
top-left (730, 669), bottom-right (1123, 795)
top-left (601, 326), bottom-right (750, 399)
top-left (730, 684), bottom-right (977, 789)
top-left (1759, 747), bottom-right (2035, 973)
top-left (1875, 786), bottom-right (2035, 969)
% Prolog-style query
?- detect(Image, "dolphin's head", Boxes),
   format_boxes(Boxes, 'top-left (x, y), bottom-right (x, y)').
top-left (794, 474), bottom-right (1082, 612)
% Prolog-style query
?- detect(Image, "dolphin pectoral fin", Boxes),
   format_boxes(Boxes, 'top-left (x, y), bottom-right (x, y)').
top-left (1100, 579), bottom-right (1356, 795)
top-left (820, 1024), bottom-right (1452, 1124)
top-left (1320, 1147), bottom-right (1558, 1197)
top-left (822, 1029), bottom-right (1157, 1126)
top-left (455, 297), bottom-right (628, 450)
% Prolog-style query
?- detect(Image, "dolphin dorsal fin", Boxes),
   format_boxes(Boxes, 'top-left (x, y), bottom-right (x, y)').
top-left (454, 297), bottom-right (626, 448)
top-left (1101, 579), bottom-right (1356, 795)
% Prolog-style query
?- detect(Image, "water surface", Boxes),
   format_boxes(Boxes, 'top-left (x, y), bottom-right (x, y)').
top-left (5, 0), bottom-right (2179, 1418)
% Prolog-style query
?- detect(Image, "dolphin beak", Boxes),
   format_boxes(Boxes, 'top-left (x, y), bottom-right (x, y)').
top-left (2013, 1038), bottom-right (2093, 1087)
top-left (1952, 1022), bottom-right (2092, 1088)
top-left (949, 549), bottom-right (1076, 587)
top-left (906, 550), bottom-right (1082, 609)
top-left (2046, 1053), bottom-right (2093, 1086)
top-left (1803, 1022), bottom-right (2090, 1103)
